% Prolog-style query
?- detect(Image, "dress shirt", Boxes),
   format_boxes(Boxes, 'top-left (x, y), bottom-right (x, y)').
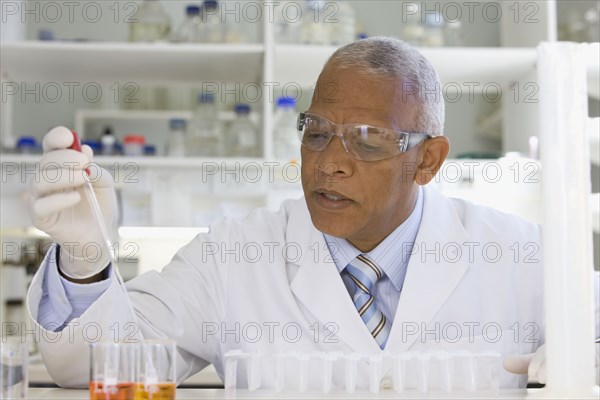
top-left (38, 245), bottom-right (112, 331)
top-left (324, 186), bottom-right (423, 324)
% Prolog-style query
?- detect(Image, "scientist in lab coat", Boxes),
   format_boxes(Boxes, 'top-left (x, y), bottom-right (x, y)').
top-left (26, 37), bottom-right (598, 389)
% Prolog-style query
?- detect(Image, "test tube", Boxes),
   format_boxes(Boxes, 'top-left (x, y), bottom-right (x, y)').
top-left (103, 343), bottom-right (119, 389)
top-left (416, 353), bottom-right (431, 393)
top-left (246, 352), bottom-right (262, 391)
top-left (367, 354), bottom-right (383, 394)
top-left (224, 350), bottom-right (243, 392)
top-left (314, 352), bottom-right (339, 393)
top-left (344, 353), bottom-right (362, 393)
top-left (435, 351), bottom-right (453, 392)
top-left (273, 353), bottom-right (286, 392)
top-left (476, 351), bottom-right (500, 395)
top-left (456, 351), bottom-right (476, 391)
top-left (391, 352), bottom-right (413, 393)
top-left (296, 353), bottom-right (309, 392)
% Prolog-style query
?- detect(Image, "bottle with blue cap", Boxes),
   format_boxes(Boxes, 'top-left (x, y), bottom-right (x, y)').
top-left (187, 93), bottom-right (221, 157)
top-left (166, 118), bottom-right (187, 157)
top-left (224, 104), bottom-right (259, 157)
top-left (274, 96), bottom-right (300, 161)
top-left (16, 136), bottom-right (39, 154)
top-left (202, 0), bottom-right (223, 43)
top-left (171, 5), bottom-right (203, 43)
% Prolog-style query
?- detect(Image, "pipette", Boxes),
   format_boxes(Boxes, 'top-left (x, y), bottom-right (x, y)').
top-left (68, 131), bottom-right (138, 322)
top-left (68, 131), bottom-right (116, 263)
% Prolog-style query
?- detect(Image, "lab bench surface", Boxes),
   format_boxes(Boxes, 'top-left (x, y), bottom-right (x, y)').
top-left (29, 359), bottom-right (223, 387)
top-left (24, 387), bottom-right (561, 399)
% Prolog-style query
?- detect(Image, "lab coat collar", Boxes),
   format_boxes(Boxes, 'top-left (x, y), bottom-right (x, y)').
top-left (384, 185), bottom-right (471, 353)
top-left (286, 186), bottom-right (471, 355)
top-left (286, 198), bottom-right (382, 354)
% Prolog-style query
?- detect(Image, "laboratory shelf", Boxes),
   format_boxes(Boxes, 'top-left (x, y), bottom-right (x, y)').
top-left (74, 109), bottom-right (261, 140)
top-left (0, 42), bottom-right (543, 89)
top-left (76, 109), bottom-right (193, 121)
top-left (273, 45), bottom-right (538, 89)
top-left (0, 154), bottom-right (278, 169)
top-left (92, 155), bottom-right (280, 169)
top-left (0, 41), bottom-right (265, 84)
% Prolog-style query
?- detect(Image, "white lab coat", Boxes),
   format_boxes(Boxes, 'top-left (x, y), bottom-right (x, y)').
top-left (27, 185), bottom-right (598, 389)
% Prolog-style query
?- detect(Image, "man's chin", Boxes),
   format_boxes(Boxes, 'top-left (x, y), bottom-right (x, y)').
top-left (310, 214), bottom-right (350, 239)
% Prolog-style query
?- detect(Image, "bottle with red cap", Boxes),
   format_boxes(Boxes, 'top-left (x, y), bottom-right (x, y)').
top-left (123, 135), bottom-right (146, 156)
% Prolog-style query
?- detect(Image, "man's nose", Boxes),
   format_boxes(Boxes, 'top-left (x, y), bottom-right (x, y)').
top-left (316, 134), bottom-right (353, 175)
top-left (321, 133), bottom-right (347, 157)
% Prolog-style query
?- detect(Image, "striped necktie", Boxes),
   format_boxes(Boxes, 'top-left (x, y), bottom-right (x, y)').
top-left (345, 254), bottom-right (391, 349)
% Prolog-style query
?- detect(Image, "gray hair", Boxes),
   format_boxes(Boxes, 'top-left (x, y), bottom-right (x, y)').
top-left (323, 37), bottom-right (445, 136)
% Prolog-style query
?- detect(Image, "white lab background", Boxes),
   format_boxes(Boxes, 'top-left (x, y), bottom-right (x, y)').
top-left (1, 0), bottom-right (599, 388)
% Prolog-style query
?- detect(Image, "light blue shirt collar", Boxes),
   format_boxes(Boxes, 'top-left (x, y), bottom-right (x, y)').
top-left (324, 186), bottom-right (424, 291)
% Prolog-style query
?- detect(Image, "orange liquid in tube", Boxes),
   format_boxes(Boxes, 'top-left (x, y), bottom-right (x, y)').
top-left (133, 382), bottom-right (176, 400)
top-left (89, 381), bottom-right (135, 400)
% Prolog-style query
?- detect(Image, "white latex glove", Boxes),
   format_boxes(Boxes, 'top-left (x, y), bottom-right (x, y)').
top-left (504, 344), bottom-right (547, 383)
top-left (29, 126), bottom-right (118, 279)
top-left (504, 344), bottom-right (600, 384)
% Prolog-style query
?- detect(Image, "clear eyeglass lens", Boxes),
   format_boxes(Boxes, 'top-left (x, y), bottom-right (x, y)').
top-left (301, 116), bottom-right (331, 150)
top-left (299, 114), bottom-right (411, 161)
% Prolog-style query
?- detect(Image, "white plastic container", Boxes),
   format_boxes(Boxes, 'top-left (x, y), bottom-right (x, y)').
top-left (0, 2), bottom-right (26, 43)
top-left (171, 5), bottom-right (203, 43)
top-left (187, 93), bottom-right (221, 157)
top-left (274, 1), bottom-right (302, 44)
top-left (330, 1), bottom-right (356, 45)
top-left (224, 104), bottom-right (259, 157)
top-left (422, 12), bottom-right (445, 47)
top-left (129, 0), bottom-right (171, 42)
top-left (166, 118), bottom-right (187, 157)
top-left (400, 2), bottom-right (425, 46)
top-left (202, 0), bottom-right (223, 43)
top-left (273, 97), bottom-right (300, 161)
top-left (444, 20), bottom-right (463, 47)
top-left (300, 1), bottom-right (331, 45)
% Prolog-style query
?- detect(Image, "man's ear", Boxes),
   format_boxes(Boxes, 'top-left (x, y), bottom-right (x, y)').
top-left (414, 136), bottom-right (450, 185)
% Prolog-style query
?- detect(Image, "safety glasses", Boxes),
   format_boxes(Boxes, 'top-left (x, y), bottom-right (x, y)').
top-left (297, 112), bottom-right (432, 162)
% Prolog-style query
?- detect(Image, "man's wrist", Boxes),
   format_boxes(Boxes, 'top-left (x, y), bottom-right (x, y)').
top-left (56, 245), bottom-right (110, 283)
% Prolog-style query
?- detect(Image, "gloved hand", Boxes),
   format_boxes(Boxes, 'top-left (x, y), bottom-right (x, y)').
top-left (503, 344), bottom-right (547, 383)
top-left (504, 343), bottom-right (600, 384)
top-left (29, 126), bottom-right (118, 279)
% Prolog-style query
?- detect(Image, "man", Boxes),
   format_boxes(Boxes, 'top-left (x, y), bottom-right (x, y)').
top-left (26, 37), bottom-right (594, 389)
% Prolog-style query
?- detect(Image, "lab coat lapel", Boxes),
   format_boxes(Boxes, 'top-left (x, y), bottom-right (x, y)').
top-left (286, 200), bottom-right (381, 354)
top-left (386, 186), bottom-right (471, 353)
